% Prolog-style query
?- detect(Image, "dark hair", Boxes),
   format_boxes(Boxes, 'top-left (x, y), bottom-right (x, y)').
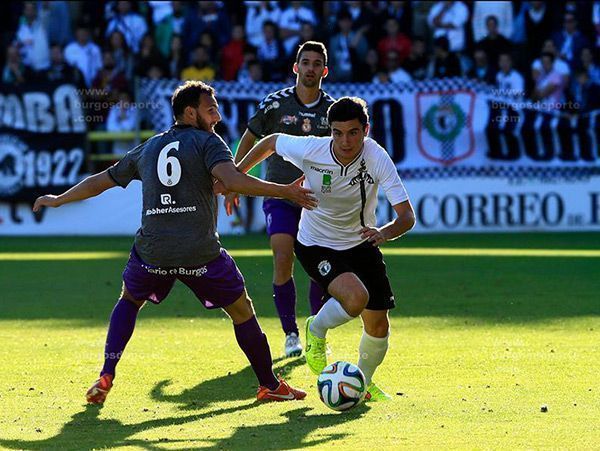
top-left (433, 36), bottom-right (450, 52)
top-left (485, 15), bottom-right (499, 26)
top-left (296, 40), bottom-right (328, 66)
top-left (327, 97), bottom-right (369, 128)
top-left (171, 80), bottom-right (215, 119)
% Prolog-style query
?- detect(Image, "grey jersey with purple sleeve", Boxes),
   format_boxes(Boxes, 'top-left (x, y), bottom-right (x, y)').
top-left (107, 124), bottom-right (233, 267)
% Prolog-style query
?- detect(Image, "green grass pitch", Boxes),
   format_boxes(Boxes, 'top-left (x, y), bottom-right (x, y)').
top-left (0, 232), bottom-right (598, 449)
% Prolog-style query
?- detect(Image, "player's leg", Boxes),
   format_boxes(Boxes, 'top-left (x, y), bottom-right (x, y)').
top-left (179, 249), bottom-right (305, 401)
top-left (360, 309), bottom-right (392, 402)
top-left (87, 248), bottom-right (175, 404)
top-left (264, 199), bottom-right (303, 357)
top-left (308, 279), bottom-right (326, 315)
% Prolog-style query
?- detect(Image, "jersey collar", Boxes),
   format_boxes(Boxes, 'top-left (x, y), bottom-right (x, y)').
top-left (329, 140), bottom-right (364, 176)
top-left (293, 87), bottom-right (324, 109)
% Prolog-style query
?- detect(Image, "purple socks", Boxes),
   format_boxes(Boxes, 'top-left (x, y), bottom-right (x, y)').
top-left (308, 280), bottom-right (326, 315)
top-left (234, 316), bottom-right (279, 390)
top-left (273, 278), bottom-right (298, 335)
top-left (101, 298), bottom-right (140, 378)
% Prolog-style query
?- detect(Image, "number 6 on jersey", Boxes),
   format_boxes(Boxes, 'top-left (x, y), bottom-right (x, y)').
top-left (157, 141), bottom-right (181, 186)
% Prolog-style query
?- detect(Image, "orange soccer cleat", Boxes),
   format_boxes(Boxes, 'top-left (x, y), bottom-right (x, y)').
top-left (86, 373), bottom-right (114, 404)
top-left (256, 377), bottom-right (307, 402)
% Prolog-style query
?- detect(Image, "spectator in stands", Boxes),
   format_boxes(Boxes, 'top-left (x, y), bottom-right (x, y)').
top-left (472, 1), bottom-right (513, 43)
top-left (570, 69), bottom-right (600, 112)
top-left (427, 1), bottom-right (469, 53)
top-left (14, 1), bottom-right (50, 70)
top-left (381, 1), bottom-right (412, 33)
top-left (476, 15), bottom-right (512, 70)
top-left (236, 46), bottom-right (260, 83)
top-left (496, 53), bottom-right (525, 96)
top-left (467, 48), bottom-right (496, 84)
top-left (146, 64), bottom-right (165, 80)
top-left (386, 49), bottom-right (412, 83)
top-left (329, 10), bottom-right (369, 83)
top-left (153, 0), bottom-right (186, 58)
top-left (182, 1), bottom-right (230, 52)
top-left (241, 60), bottom-right (264, 84)
top-left (532, 52), bottom-right (565, 106)
top-left (552, 12), bottom-right (589, 70)
top-left (402, 36), bottom-right (428, 80)
top-left (108, 31), bottom-right (134, 81)
top-left (256, 20), bottom-right (285, 82)
top-left (279, 1), bottom-right (317, 56)
top-left (377, 17), bottom-right (411, 68)
top-left (354, 48), bottom-right (380, 82)
top-left (105, 1), bottom-right (148, 54)
top-left (106, 90), bottom-right (138, 155)
top-left (221, 25), bottom-right (246, 81)
top-left (135, 33), bottom-right (166, 77)
top-left (181, 45), bottom-right (216, 81)
top-left (285, 21), bottom-right (317, 65)
top-left (64, 25), bottom-right (102, 87)
top-left (167, 34), bottom-right (184, 79)
top-left (2, 45), bottom-right (33, 85)
top-left (199, 31), bottom-right (219, 62)
top-left (91, 51), bottom-right (129, 120)
top-left (532, 40), bottom-right (571, 86)
top-left (427, 36), bottom-right (462, 78)
top-left (245, 1), bottom-right (282, 49)
top-left (579, 47), bottom-right (600, 84)
top-left (41, 44), bottom-right (85, 85)
top-left (39, 1), bottom-right (72, 47)
top-left (524, 1), bottom-right (553, 60)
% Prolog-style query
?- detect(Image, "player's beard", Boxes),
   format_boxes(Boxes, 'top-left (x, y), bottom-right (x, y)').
top-left (300, 74), bottom-right (319, 88)
top-left (195, 114), bottom-right (213, 132)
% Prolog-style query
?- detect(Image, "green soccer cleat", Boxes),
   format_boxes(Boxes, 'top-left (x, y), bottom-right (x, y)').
top-left (364, 382), bottom-right (392, 402)
top-left (304, 316), bottom-right (327, 375)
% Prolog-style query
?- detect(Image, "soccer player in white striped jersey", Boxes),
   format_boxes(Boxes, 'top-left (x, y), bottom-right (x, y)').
top-left (231, 97), bottom-right (416, 401)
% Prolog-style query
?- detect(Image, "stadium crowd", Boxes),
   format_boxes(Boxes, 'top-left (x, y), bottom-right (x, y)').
top-left (3, 0), bottom-right (600, 125)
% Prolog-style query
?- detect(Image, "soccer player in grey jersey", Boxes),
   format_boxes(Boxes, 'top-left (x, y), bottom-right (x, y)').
top-left (33, 81), bottom-right (315, 404)
top-left (227, 41), bottom-right (335, 357)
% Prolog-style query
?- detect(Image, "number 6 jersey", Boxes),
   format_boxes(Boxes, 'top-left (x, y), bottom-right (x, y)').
top-left (107, 124), bottom-right (233, 267)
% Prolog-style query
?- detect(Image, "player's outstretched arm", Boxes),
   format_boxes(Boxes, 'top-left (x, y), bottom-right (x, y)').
top-left (360, 200), bottom-right (416, 246)
top-left (212, 161), bottom-right (317, 210)
top-left (32, 170), bottom-right (118, 212)
top-left (236, 134), bottom-right (281, 174)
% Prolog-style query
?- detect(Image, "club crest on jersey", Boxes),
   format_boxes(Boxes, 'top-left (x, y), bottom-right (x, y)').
top-left (280, 115), bottom-right (297, 125)
top-left (349, 159), bottom-right (374, 186)
top-left (318, 260), bottom-right (331, 276)
top-left (302, 118), bottom-right (312, 133)
top-left (321, 173), bottom-right (332, 193)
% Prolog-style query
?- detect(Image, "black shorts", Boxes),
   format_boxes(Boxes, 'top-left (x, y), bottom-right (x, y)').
top-left (294, 240), bottom-right (395, 311)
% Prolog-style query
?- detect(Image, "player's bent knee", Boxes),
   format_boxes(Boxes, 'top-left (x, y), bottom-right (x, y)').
top-left (224, 291), bottom-right (255, 325)
top-left (345, 290), bottom-right (369, 317)
top-left (365, 318), bottom-right (389, 338)
top-left (120, 286), bottom-right (145, 309)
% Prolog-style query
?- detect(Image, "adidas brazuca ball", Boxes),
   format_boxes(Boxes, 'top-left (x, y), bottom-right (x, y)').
top-left (317, 361), bottom-right (366, 411)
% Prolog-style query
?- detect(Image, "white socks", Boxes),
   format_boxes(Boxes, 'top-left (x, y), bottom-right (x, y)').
top-left (309, 297), bottom-right (353, 338)
top-left (358, 331), bottom-right (389, 385)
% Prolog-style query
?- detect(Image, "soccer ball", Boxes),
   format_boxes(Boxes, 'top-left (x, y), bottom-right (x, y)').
top-left (317, 361), bottom-right (366, 411)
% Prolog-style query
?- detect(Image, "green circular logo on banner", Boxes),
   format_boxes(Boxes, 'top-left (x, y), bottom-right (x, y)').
top-left (423, 102), bottom-right (466, 142)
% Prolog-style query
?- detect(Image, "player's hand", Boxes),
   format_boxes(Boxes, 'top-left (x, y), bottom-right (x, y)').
top-left (360, 226), bottom-right (387, 247)
top-left (284, 175), bottom-right (318, 210)
top-left (224, 192), bottom-right (240, 216)
top-left (213, 179), bottom-right (229, 196)
top-left (32, 195), bottom-right (60, 212)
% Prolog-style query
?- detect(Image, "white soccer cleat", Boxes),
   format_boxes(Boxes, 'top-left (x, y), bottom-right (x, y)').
top-left (284, 332), bottom-right (303, 357)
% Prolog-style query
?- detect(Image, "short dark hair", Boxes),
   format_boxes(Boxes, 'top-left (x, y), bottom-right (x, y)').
top-left (485, 15), bottom-right (499, 26)
top-left (171, 80), bottom-right (215, 119)
top-left (541, 51), bottom-right (555, 62)
top-left (327, 97), bottom-right (369, 128)
top-left (296, 40), bottom-right (328, 66)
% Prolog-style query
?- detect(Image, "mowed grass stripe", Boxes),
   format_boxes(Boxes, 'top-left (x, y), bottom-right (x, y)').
top-left (1, 247), bottom-right (600, 261)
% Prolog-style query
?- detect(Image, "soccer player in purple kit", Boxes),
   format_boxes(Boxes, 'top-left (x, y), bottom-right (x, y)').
top-left (33, 81), bottom-right (315, 404)
top-left (226, 41), bottom-right (335, 357)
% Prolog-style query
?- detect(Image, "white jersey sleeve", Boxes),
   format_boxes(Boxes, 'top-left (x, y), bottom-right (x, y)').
top-left (274, 134), bottom-right (321, 170)
top-left (372, 140), bottom-right (409, 206)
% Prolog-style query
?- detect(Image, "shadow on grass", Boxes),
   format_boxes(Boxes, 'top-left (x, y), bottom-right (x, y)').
top-left (0, 357), bottom-right (366, 450)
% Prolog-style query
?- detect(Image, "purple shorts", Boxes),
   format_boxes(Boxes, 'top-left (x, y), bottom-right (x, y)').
top-left (262, 198), bottom-right (302, 237)
top-left (122, 247), bottom-right (245, 309)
